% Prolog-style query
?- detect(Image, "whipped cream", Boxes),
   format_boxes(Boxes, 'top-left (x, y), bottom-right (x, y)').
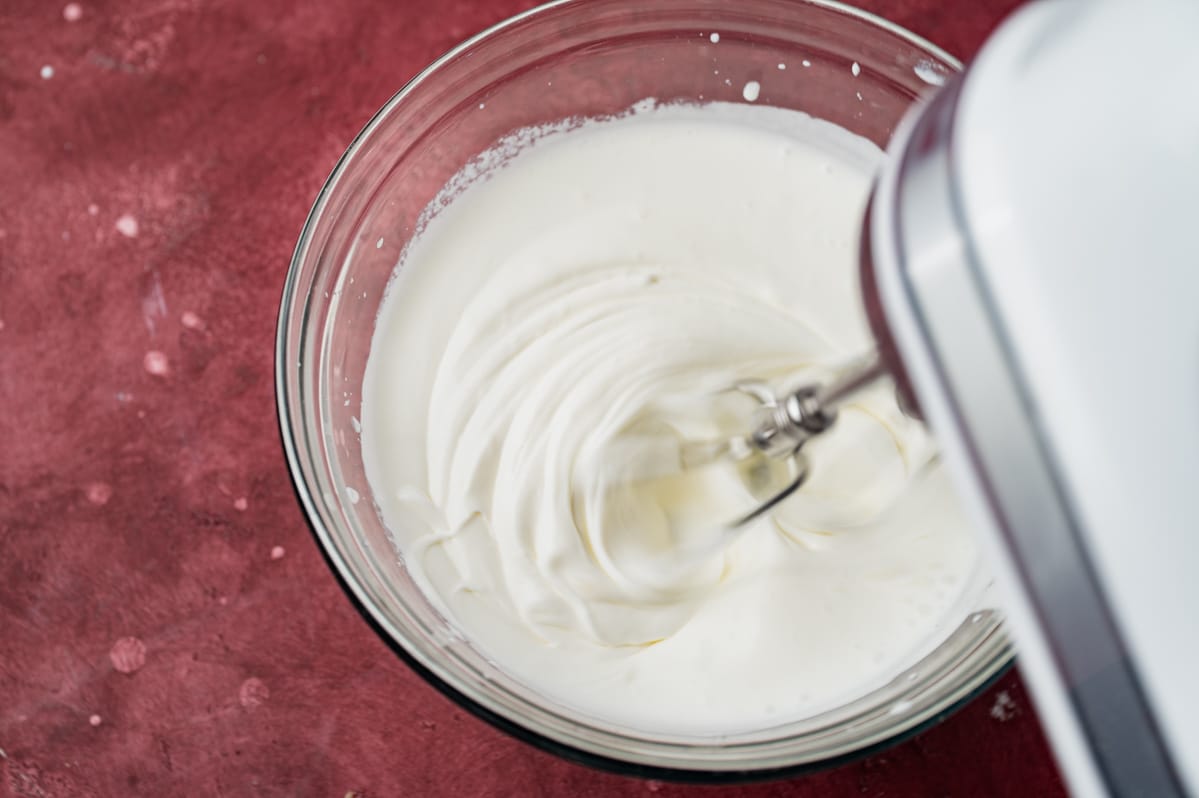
top-left (362, 102), bottom-right (979, 734)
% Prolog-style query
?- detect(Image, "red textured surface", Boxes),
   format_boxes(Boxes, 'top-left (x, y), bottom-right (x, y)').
top-left (0, 0), bottom-right (1069, 796)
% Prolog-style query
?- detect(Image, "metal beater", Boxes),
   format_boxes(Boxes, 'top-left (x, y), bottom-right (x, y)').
top-left (725, 353), bottom-right (885, 527)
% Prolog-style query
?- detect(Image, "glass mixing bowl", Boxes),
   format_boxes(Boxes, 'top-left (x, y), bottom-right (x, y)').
top-left (276, 0), bottom-right (1011, 780)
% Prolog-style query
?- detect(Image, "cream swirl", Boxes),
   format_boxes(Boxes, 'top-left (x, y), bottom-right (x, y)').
top-left (423, 262), bottom-right (834, 645)
top-left (416, 256), bottom-right (934, 648)
top-left (362, 102), bottom-right (978, 732)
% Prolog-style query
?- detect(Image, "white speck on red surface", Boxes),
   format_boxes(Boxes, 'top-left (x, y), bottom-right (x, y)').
top-left (270, 546), bottom-right (285, 560)
top-left (63, 3), bottom-right (82, 21)
top-left (234, 496), bottom-right (248, 511)
top-left (238, 677), bottom-right (270, 708)
top-left (109, 637), bottom-right (147, 674)
top-left (85, 482), bottom-right (112, 506)
top-left (143, 350), bottom-right (169, 376)
top-left (40, 65), bottom-right (55, 80)
top-left (88, 714), bottom-right (102, 726)
top-left (181, 310), bottom-right (203, 329)
top-left (115, 214), bottom-right (139, 237)
top-left (990, 690), bottom-right (1018, 722)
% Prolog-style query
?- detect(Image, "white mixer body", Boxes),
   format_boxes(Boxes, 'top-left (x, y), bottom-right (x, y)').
top-left (869, 0), bottom-right (1199, 794)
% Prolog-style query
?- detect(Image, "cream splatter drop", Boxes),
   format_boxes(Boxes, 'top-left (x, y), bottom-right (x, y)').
top-left (238, 677), bottom-right (269, 708)
top-left (742, 80), bottom-right (760, 102)
top-left (375, 236), bottom-right (384, 249)
top-left (709, 32), bottom-right (719, 43)
top-left (234, 496), bottom-right (248, 511)
top-left (115, 214), bottom-right (139, 238)
top-left (350, 416), bottom-right (361, 433)
top-left (777, 63), bottom-right (786, 70)
top-left (180, 311), bottom-right (202, 329)
top-left (856, 91), bottom-right (863, 101)
top-left (85, 482), bottom-right (112, 506)
top-left (110, 637), bottom-right (146, 674)
top-left (88, 714), bottom-right (102, 727)
top-left (63, 3), bottom-right (82, 21)
top-left (478, 103), bottom-right (485, 110)
top-left (346, 486), bottom-right (361, 505)
top-left (40, 65), bottom-right (55, 80)
top-left (990, 690), bottom-right (1017, 722)
top-left (851, 61), bottom-right (861, 77)
top-left (270, 545), bottom-right (285, 560)
top-left (143, 350), bottom-right (169, 376)
top-left (914, 59), bottom-right (949, 86)
top-left (802, 59), bottom-right (812, 68)
top-left (87, 203), bottom-right (99, 216)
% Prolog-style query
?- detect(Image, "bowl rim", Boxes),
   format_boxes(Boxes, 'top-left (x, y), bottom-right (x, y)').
top-left (275, 0), bottom-right (1011, 782)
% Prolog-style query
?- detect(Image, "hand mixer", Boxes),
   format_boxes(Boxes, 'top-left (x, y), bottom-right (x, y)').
top-left (714, 0), bottom-right (1199, 795)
